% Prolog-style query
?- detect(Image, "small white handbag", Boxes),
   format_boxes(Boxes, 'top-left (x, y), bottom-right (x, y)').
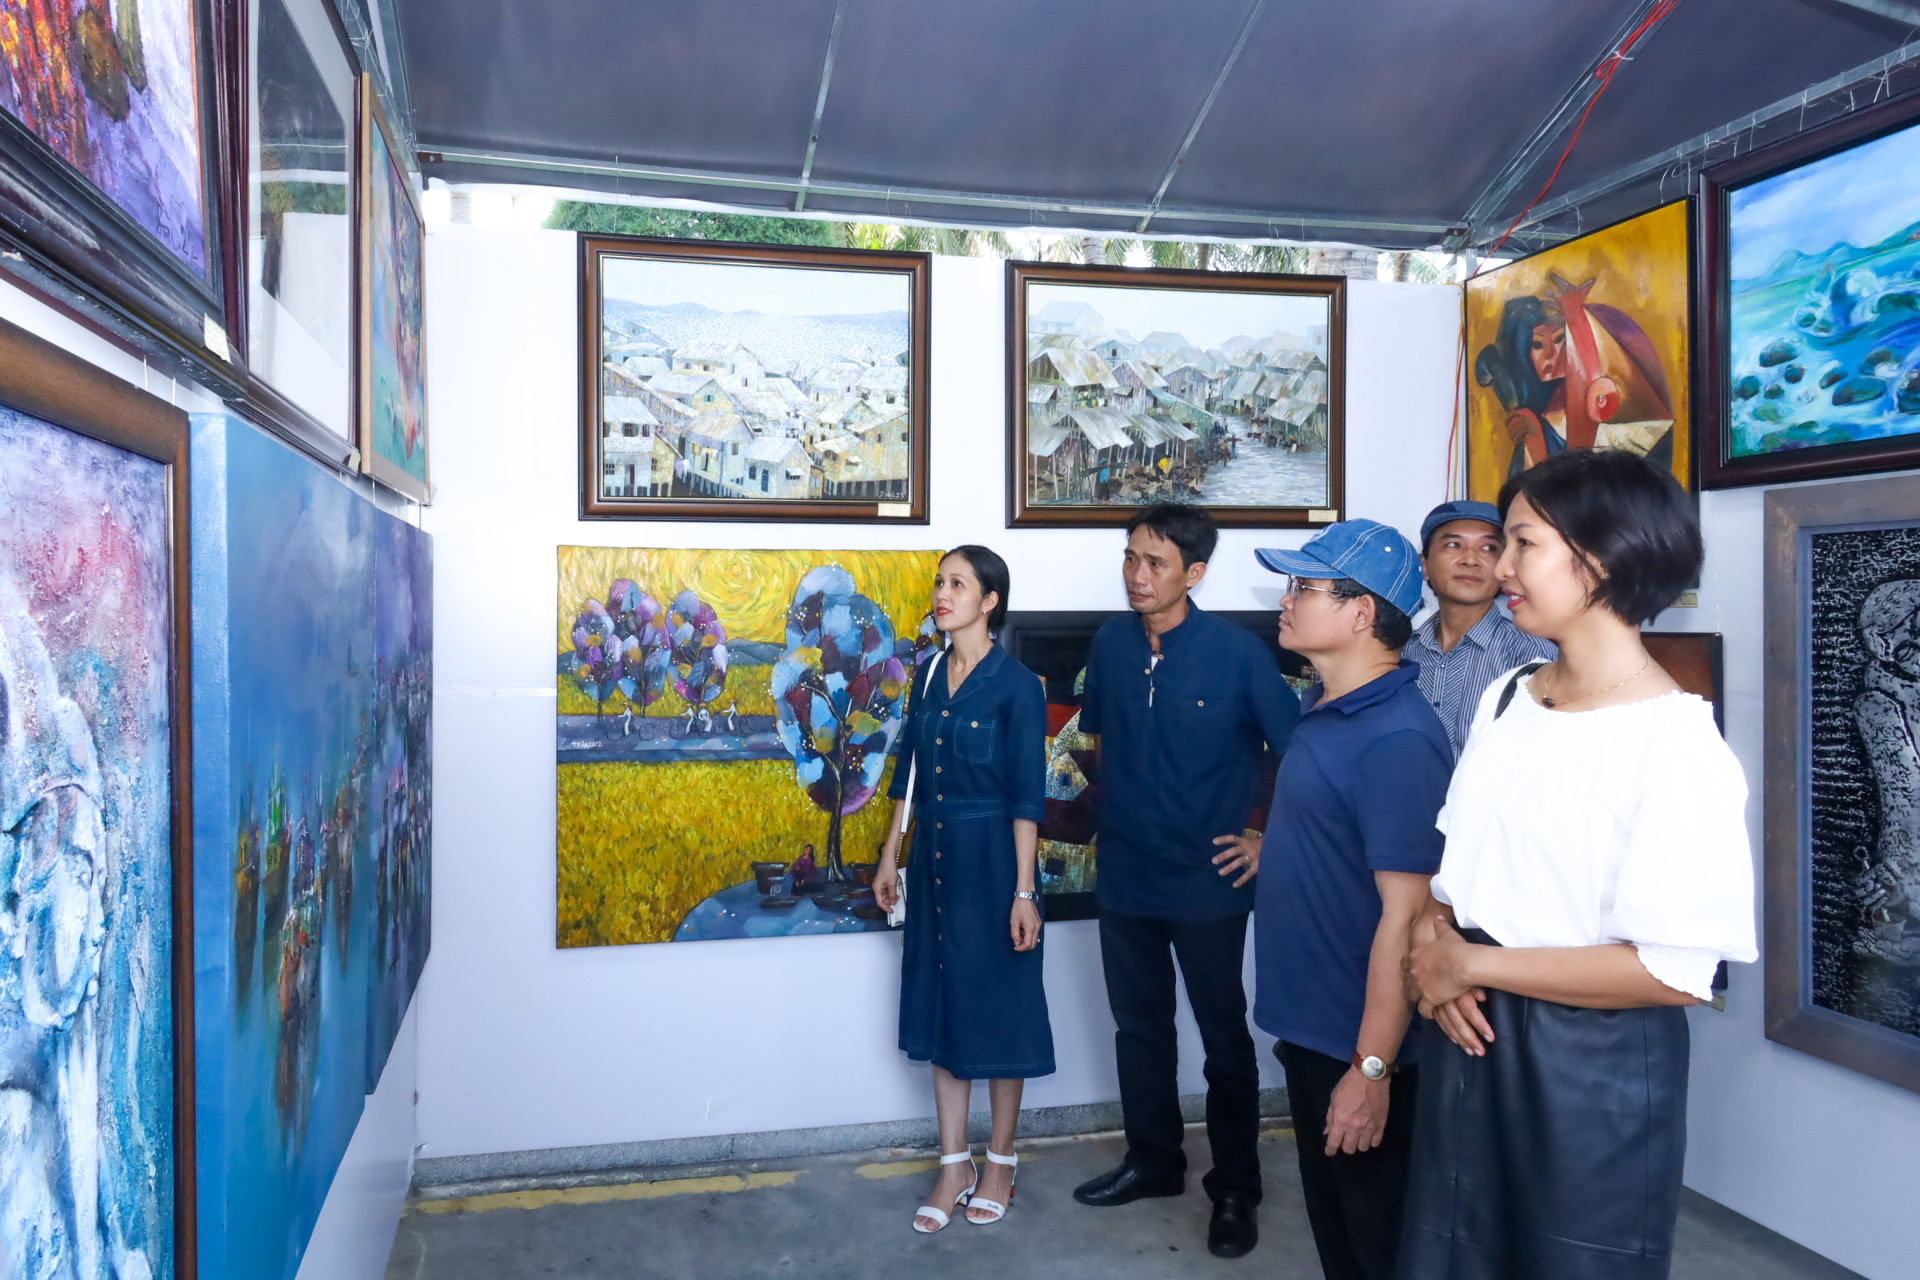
top-left (887, 649), bottom-right (944, 928)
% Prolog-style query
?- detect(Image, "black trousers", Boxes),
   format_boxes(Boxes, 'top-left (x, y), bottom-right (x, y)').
top-left (1098, 908), bottom-right (1261, 1201)
top-left (1279, 1041), bottom-right (1419, 1280)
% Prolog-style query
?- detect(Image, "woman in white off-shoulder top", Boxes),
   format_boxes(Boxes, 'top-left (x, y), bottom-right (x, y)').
top-left (1398, 449), bottom-right (1757, 1280)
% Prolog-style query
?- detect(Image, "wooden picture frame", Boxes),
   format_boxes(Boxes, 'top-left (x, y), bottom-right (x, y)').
top-left (998, 609), bottom-right (1301, 922)
top-left (0, 0), bottom-right (240, 387)
top-left (353, 73), bottom-right (429, 503)
top-left (578, 235), bottom-right (932, 523)
top-left (0, 314), bottom-right (197, 1274)
top-left (1765, 474), bottom-right (1920, 1094)
top-left (1700, 88), bottom-right (1920, 488)
top-left (1005, 261), bottom-right (1345, 529)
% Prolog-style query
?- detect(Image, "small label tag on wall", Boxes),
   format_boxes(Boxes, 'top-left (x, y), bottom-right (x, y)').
top-left (1308, 509), bottom-right (1338, 523)
top-left (876, 502), bottom-right (912, 518)
top-left (203, 316), bottom-right (231, 361)
top-left (1671, 592), bottom-right (1699, 609)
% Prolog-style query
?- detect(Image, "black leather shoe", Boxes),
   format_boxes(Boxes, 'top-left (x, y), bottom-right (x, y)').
top-left (1073, 1164), bottom-right (1185, 1207)
top-left (1208, 1194), bottom-right (1258, 1258)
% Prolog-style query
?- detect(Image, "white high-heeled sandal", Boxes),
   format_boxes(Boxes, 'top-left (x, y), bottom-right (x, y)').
top-left (912, 1150), bottom-right (977, 1234)
top-left (966, 1149), bottom-right (1018, 1224)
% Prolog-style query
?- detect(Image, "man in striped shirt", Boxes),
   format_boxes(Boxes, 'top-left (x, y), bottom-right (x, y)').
top-left (1401, 500), bottom-right (1557, 758)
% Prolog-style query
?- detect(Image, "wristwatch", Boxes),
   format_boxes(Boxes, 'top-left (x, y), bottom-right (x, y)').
top-left (1352, 1052), bottom-right (1396, 1081)
top-left (1014, 890), bottom-right (1038, 903)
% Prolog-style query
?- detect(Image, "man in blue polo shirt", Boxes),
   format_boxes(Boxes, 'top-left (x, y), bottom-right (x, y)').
top-left (1252, 519), bottom-right (1453, 1280)
top-left (1402, 499), bottom-right (1556, 758)
top-left (1071, 503), bottom-right (1300, 1260)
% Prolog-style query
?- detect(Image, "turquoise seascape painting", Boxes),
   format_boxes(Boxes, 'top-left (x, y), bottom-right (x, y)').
top-left (1728, 118), bottom-right (1920, 458)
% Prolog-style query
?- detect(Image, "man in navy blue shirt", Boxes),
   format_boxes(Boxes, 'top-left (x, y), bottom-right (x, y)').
top-left (1071, 504), bottom-right (1300, 1260)
top-left (1251, 519), bottom-right (1453, 1280)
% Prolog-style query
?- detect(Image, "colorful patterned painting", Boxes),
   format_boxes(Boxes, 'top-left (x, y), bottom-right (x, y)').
top-left (1466, 201), bottom-right (1690, 502)
top-left (365, 511), bottom-right (430, 1090)
top-left (1, 408), bottom-right (175, 1278)
top-left (0, 0), bottom-right (207, 272)
top-left (556, 546), bottom-right (942, 947)
top-left (191, 413), bottom-right (375, 1280)
top-left (1727, 118), bottom-right (1920, 461)
top-left (364, 92), bottom-right (425, 493)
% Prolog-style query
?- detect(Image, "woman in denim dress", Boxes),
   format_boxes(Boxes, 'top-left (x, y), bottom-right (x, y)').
top-left (874, 545), bottom-right (1054, 1233)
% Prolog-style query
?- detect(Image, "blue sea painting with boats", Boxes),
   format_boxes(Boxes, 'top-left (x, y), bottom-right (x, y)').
top-left (1729, 118), bottom-right (1920, 457)
top-left (191, 414), bottom-right (375, 1280)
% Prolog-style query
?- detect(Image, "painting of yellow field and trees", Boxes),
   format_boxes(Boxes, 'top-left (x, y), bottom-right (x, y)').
top-left (556, 547), bottom-right (942, 946)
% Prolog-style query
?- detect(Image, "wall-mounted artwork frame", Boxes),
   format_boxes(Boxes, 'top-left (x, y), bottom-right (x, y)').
top-left (244, 0), bottom-right (358, 450)
top-left (998, 609), bottom-right (1303, 921)
top-left (1006, 261), bottom-right (1345, 529)
top-left (0, 0), bottom-right (242, 380)
top-left (0, 314), bottom-right (196, 1276)
top-left (556, 546), bottom-right (943, 947)
top-left (354, 72), bottom-right (427, 502)
top-left (1701, 89), bottom-right (1920, 488)
top-left (1765, 474), bottom-right (1920, 1095)
top-left (578, 234), bottom-right (931, 523)
top-left (1465, 201), bottom-right (1693, 503)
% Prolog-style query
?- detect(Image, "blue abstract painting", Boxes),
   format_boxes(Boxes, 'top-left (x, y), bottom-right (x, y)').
top-left (1728, 117), bottom-right (1920, 458)
top-left (192, 413), bottom-right (374, 1280)
top-left (0, 408), bottom-right (175, 1279)
top-left (366, 511), bottom-right (431, 1089)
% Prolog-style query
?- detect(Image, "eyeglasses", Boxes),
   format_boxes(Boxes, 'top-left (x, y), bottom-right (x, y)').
top-left (1280, 578), bottom-right (1345, 602)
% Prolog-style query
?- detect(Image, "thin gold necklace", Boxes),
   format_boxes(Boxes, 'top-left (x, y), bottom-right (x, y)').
top-left (1539, 654), bottom-right (1650, 709)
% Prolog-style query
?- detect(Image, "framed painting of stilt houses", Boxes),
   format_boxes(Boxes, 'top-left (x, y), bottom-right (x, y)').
top-left (579, 235), bottom-right (931, 523)
top-left (1006, 261), bottom-right (1345, 528)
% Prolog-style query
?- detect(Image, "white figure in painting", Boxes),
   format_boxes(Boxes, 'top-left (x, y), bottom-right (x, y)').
top-left (724, 700), bottom-right (739, 733)
top-left (696, 706), bottom-right (713, 736)
top-left (1854, 578), bottom-right (1920, 967)
top-left (0, 575), bottom-right (134, 1280)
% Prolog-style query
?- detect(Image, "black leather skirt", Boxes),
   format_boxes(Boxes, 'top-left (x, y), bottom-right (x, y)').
top-left (1397, 930), bottom-right (1690, 1280)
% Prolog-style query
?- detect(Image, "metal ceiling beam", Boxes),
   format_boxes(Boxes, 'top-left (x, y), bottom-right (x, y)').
top-left (793, 0), bottom-right (849, 213)
top-left (419, 144), bottom-right (1452, 239)
top-left (1135, 0), bottom-right (1266, 233)
top-left (1484, 35), bottom-right (1920, 244)
top-left (1825, 0), bottom-right (1920, 27)
top-left (1460, 0), bottom-right (1681, 235)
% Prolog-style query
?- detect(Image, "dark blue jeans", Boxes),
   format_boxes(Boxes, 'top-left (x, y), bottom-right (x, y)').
top-left (1098, 908), bottom-right (1262, 1201)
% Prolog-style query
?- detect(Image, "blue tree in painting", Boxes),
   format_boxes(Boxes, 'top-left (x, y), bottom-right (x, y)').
top-left (667, 590), bottom-right (729, 709)
top-left (771, 565), bottom-right (910, 880)
top-left (608, 579), bottom-right (671, 714)
top-left (571, 598), bottom-right (622, 721)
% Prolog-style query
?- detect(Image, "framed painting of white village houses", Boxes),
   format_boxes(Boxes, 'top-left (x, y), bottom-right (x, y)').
top-left (580, 236), bottom-right (931, 521)
top-left (1006, 261), bottom-right (1345, 528)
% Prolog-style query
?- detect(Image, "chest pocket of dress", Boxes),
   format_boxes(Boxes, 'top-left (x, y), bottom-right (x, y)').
top-left (955, 716), bottom-right (998, 764)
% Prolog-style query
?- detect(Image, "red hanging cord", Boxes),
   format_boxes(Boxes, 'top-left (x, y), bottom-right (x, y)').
top-left (1482, 0), bottom-right (1679, 259)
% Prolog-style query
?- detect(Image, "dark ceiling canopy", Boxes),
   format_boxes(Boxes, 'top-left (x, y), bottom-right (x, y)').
top-left (398, 0), bottom-right (1920, 249)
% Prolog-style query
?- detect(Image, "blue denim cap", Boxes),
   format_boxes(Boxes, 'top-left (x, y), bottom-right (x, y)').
top-left (1418, 500), bottom-right (1504, 551)
top-left (1255, 518), bottom-right (1425, 616)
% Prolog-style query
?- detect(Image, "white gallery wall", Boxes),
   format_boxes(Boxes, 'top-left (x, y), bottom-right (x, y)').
top-left (417, 222), bottom-right (1462, 1162)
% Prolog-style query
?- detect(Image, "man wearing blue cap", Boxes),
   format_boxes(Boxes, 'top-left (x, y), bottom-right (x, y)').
top-left (1403, 500), bottom-right (1557, 758)
top-left (1251, 520), bottom-right (1453, 1280)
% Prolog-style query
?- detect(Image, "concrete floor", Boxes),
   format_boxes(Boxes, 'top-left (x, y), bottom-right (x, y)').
top-left (386, 1127), bottom-right (1861, 1280)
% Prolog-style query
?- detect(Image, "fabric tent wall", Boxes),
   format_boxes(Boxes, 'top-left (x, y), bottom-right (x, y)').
top-left (416, 222), bottom-right (1461, 1163)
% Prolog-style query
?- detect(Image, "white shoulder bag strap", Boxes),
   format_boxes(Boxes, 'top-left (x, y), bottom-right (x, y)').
top-left (888, 648), bottom-right (944, 927)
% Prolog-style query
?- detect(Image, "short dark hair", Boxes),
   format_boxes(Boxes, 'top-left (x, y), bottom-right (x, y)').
top-left (1497, 449), bottom-right (1700, 626)
top-left (1124, 503), bottom-right (1218, 568)
top-left (1331, 580), bottom-right (1415, 650)
top-left (944, 544), bottom-right (1011, 632)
